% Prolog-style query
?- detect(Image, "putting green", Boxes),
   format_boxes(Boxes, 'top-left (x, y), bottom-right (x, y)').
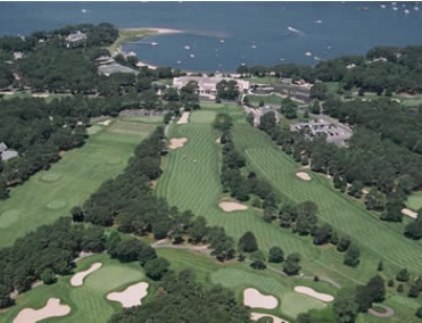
top-left (46, 200), bottom-right (67, 210)
top-left (281, 292), bottom-right (327, 318)
top-left (40, 173), bottom-right (62, 183)
top-left (407, 191), bottom-right (422, 211)
top-left (0, 209), bottom-right (21, 228)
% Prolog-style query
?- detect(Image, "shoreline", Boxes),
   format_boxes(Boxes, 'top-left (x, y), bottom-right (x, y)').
top-left (114, 27), bottom-right (184, 70)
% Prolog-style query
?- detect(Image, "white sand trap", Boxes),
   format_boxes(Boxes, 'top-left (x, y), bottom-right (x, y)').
top-left (296, 172), bottom-right (311, 181)
top-left (219, 201), bottom-right (248, 212)
top-left (294, 286), bottom-right (334, 302)
top-left (243, 288), bottom-right (278, 309)
top-left (107, 282), bottom-right (149, 308)
top-left (177, 112), bottom-right (190, 124)
top-left (98, 119), bottom-right (112, 126)
top-left (251, 312), bottom-right (289, 323)
top-left (70, 262), bottom-right (102, 287)
top-left (169, 137), bottom-right (188, 149)
top-left (13, 298), bottom-right (70, 323)
top-left (402, 208), bottom-right (418, 219)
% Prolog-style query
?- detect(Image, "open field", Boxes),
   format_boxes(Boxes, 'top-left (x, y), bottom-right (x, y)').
top-left (157, 102), bottom-right (422, 320)
top-left (0, 117), bottom-right (158, 247)
top-left (0, 254), bottom-right (147, 323)
top-left (246, 94), bottom-right (283, 107)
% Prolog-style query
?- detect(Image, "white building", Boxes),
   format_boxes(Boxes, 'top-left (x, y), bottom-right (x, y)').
top-left (0, 142), bottom-right (18, 161)
top-left (173, 75), bottom-right (250, 100)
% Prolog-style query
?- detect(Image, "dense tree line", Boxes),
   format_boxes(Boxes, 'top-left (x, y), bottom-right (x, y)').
top-left (216, 80), bottom-right (240, 101)
top-left (258, 101), bottom-right (422, 227)
top-left (79, 127), bottom-right (235, 261)
top-left (109, 270), bottom-right (251, 323)
top-left (215, 113), bottom-right (278, 212)
top-left (238, 45), bottom-right (422, 94)
top-left (0, 218), bottom-right (108, 308)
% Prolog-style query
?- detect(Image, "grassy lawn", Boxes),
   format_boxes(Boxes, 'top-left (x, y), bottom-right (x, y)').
top-left (249, 76), bottom-right (281, 86)
top-left (0, 254), bottom-right (148, 323)
top-left (0, 117), bottom-right (159, 247)
top-left (407, 192), bottom-right (422, 211)
top-left (157, 103), bottom-right (422, 320)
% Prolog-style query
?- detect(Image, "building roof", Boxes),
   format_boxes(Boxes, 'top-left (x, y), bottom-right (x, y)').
top-left (66, 31), bottom-right (87, 43)
top-left (1, 149), bottom-right (18, 161)
top-left (0, 142), bottom-right (7, 152)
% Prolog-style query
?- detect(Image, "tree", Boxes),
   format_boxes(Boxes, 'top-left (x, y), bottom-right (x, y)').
top-left (377, 260), bottom-right (384, 272)
top-left (344, 243), bottom-right (360, 267)
top-left (259, 111), bottom-right (276, 134)
top-left (354, 285), bottom-right (373, 313)
top-left (336, 236), bottom-right (351, 252)
top-left (404, 217), bottom-right (422, 240)
top-left (313, 224), bottom-right (332, 245)
top-left (310, 83), bottom-right (328, 101)
top-left (81, 226), bottom-right (106, 252)
top-left (380, 199), bottom-right (403, 222)
top-left (365, 189), bottom-right (386, 211)
top-left (416, 306), bottom-right (422, 319)
top-left (366, 275), bottom-right (385, 302)
top-left (333, 288), bottom-right (359, 323)
top-left (268, 246), bottom-right (284, 263)
top-left (0, 284), bottom-right (13, 309)
top-left (250, 250), bottom-right (266, 270)
top-left (396, 268), bottom-right (410, 282)
top-left (40, 268), bottom-right (57, 285)
top-left (283, 253), bottom-right (301, 275)
top-left (71, 206), bottom-right (84, 222)
top-left (144, 257), bottom-right (170, 280)
top-left (238, 231), bottom-right (258, 253)
top-left (189, 216), bottom-right (208, 243)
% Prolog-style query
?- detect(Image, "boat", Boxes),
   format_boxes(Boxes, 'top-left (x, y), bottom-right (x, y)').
top-left (151, 42), bottom-right (158, 46)
top-left (415, 6), bottom-right (420, 11)
top-left (315, 19), bottom-right (323, 24)
top-left (184, 45), bottom-right (190, 50)
top-left (219, 39), bottom-right (225, 44)
top-left (392, 6), bottom-right (398, 11)
top-left (404, 9), bottom-right (410, 14)
top-left (380, 4), bottom-right (386, 9)
top-left (189, 53), bottom-right (195, 58)
top-left (251, 44), bottom-right (257, 49)
top-left (305, 51), bottom-right (312, 57)
top-left (81, 8), bottom-right (87, 13)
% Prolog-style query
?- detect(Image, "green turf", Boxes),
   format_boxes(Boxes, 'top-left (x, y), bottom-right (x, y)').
top-left (247, 94), bottom-right (283, 107)
top-left (0, 254), bottom-right (146, 323)
top-left (407, 192), bottom-right (422, 211)
top-left (281, 292), bottom-right (327, 318)
top-left (0, 118), bottom-right (158, 247)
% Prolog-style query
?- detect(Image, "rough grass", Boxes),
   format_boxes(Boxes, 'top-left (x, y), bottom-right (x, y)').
top-left (0, 254), bottom-right (146, 323)
top-left (0, 118), bottom-right (158, 247)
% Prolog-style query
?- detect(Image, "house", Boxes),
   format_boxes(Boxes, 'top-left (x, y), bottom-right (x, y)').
top-left (274, 78), bottom-right (312, 103)
top-left (65, 31), bottom-right (87, 47)
top-left (173, 75), bottom-right (250, 100)
top-left (0, 142), bottom-right (18, 161)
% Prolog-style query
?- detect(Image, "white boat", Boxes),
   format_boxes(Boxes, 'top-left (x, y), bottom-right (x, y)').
top-left (315, 19), bottom-right (323, 24)
top-left (184, 45), bottom-right (190, 50)
top-left (251, 44), bottom-right (257, 49)
top-left (380, 4), bottom-right (386, 9)
top-left (176, 60), bottom-right (181, 64)
top-left (305, 51), bottom-right (312, 57)
top-left (189, 53), bottom-right (195, 58)
top-left (415, 6), bottom-right (420, 11)
top-left (404, 9), bottom-right (410, 14)
top-left (392, 6), bottom-right (398, 11)
top-left (81, 8), bottom-right (87, 13)
top-left (219, 39), bottom-right (225, 43)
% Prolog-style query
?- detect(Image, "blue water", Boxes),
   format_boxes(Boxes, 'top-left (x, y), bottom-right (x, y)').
top-left (1, 2), bottom-right (421, 72)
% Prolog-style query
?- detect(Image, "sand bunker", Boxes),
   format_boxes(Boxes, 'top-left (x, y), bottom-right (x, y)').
top-left (294, 286), bottom-right (334, 302)
top-left (70, 262), bottom-right (102, 287)
top-left (98, 119), bottom-right (112, 126)
top-left (13, 298), bottom-right (70, 323)
top-left (219, 201), bottom-right (248, 212)
top-left (107, 282), bottom-right (149, 308)
top-left (169, 137), bottom-right (188, 149)
top-left (177, 112), bottom-right (190, 124)
top-left (251, 312), bottom-right (289, 323)
top-left (215, 137), bottom-right (221, 144)
top-left (243, 288), bottom-right (278, 309)
top-left (402, 208), bottom-right (418, 219)
top-left (296, 172), bottom-right (311, 181)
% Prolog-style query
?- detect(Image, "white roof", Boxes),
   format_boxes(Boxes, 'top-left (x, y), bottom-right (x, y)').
top-left (0, 142), bottom-right (7, 152)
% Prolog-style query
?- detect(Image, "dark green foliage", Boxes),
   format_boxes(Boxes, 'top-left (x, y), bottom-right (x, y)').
top-left (280, 98), bottom-right (298, 119)
top-left (213, 113), bottom-right (233, 132)
top-left (108, 238), bottom-right (145, 263)
top-left (405, 214), bottom-right (422, 240)
top-left (313, 223), bottom-right (332, 245)
top-left (238, 231), bottom-right (258, 253)
top-left (0, 284), bottom-right (13, 309)
top-left (354, 285), bottom-right (373, 312)
top-left (40, 268), bottom-right (57, 285)
top-left (259, 111), bottom-right (277, 134)
top-left (365, 189), bottom-right (386, 211)
top-left (416, 306), bottom-right (422, 318)
top-left (71, 206), bottom-right (84, 222)
top-left (283, 253), bottom-right (301, 275)
top-left (397, 284), bottom-right (404, 293)
top-left (344, 243), bottom-right (360, 267)
top-left (81, 226), bottom-right (106, 253)
top-left (407, 277), bottom-right (422, 298)
top-left (250, 250), bottom-right (266, 270)
top-left (377, 260), bottom-right (384, 272)
top-left (333, 288), bottom-right (359, 323)
top-left (180, 81), bottom-right (200, 110)
top-left (380, 199), bottom-right (403, 222)
top-left (336, 236), bottom-right (351, 252)
top-left (144, 258), bottom-right (169, 280)
top-left (268, 246), bottom-right (284, 263)
top-left (109, 270), bottom-right (250, 323)
top-left (207, 226), bottom-right (235, 261)
top-left (396, 268), bottom-right (410, 282)
top-left (366, 275), bottom-right (386, 303)
top-left (310, 83), bottom-right (328, 100)
top-left (188, 216), bottom-right (208, 244)
top-left (216, 80), bottom-right (240, 100)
